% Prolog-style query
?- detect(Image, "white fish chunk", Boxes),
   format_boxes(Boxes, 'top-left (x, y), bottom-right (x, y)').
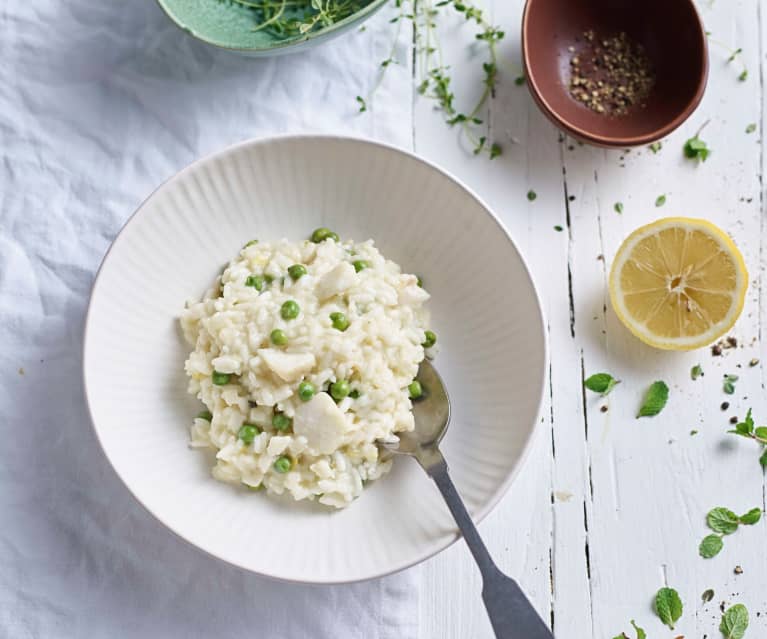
top-left (316, 262), bottom-right (356, 301)
top-left (258, 349), bottom-right (316, 382)
top-left (293, 392), bottom-right (347, 454)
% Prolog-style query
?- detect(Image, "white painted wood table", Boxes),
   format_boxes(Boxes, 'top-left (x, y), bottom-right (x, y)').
top-left (382, 1), bottom-right (767, 637)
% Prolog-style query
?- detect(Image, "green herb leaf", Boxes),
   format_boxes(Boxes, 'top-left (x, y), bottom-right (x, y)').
top-left (584, 373), bottom-right (619, 395)
top-left (630, 620), bottom-right (646, 639)
top-left (514, 75), bottom-right (525, 86)
top-left (707, 507), bottom-right (740, 535)
top-left (356, 96), bottom-right (367, 113)
top-left (637, 381), bottom-right (669, 418)
top-left (720, 603), bottom-right (749, 639)
top-left (739, 69), bottom-right (748, 82)
top-left (554, 225), bottom-right (563, 232)
top-left (649, 141), bottom-right (662, 153)
top-left (699, 534), bottom-right (724, 558)
top-left (760, 449), bottom-right (767, 467)
top-left (727, 47), bottom-right (743, 63)
top-left (683, 135), bottom-right (710, 162)
top-left (527, 189), bottom-right (537, 201)
top-left (655, 194), bottom-right (666, 207)
top-left (753, 426), bottom-right (767, 441)
top-left (702, 588), bottom-right (715, 603)
top-left (723, 373), bottom-right (738, 395)
top-left (746, 123), bottom-right (757, 134)
top-left (614, 202), bottom-right (624, 214)
top-left (733, 409), bottom-right (754, 435)
top-left (691, 364), bottom-right (703, 380)
top-left (655, 587), bottom-right (683, 629)
top-left (739, 508), bottom-right (761, 525)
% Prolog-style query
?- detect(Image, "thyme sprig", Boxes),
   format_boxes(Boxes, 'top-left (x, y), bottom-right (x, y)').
top-left (361, 0), bottom-right (505, 158)
top-left (226, 0), bottom-right (364, 37)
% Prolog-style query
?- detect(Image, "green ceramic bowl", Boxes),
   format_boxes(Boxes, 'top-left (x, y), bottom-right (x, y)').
top-left (156, 0), bottom-right (389, 56)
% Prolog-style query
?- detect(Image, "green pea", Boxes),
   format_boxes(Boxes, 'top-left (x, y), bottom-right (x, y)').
top-left (408, 380), bottom-right (423, 400)
top-left (272, 413), bottom-right (292, 432)
top-left (273, 456), bottom-right (292, 473)
top-left (212, 371), bottom-right (231, 385)
top-left (238, 424), bottom-right (261, 445)
top-left (330, 380), bottom-right (351, 401)
top-left (352, 260), bottom-right (369, 273)
top-left (349, 389), bottom-right (361, 399)
top-left (330, 311), bottom-right (350, 332)
top-left (270, 329), bottom-right (288, 346)
top-left (245, 274), bottom-right (264, 291)
top-left (196, 410), bottom-right (213, 421)
top-left (243, 239), bottom-right (258, 248)
top-left (422, 330), bottom-right (437, 348)
top-left (298, 381), bottom-right (316, 402)
top-left (280, 300), bottom-right (300, 320)
top-left (288, 264), bottom-right (307, 280)
top-left (311, 227), bottom-right (339, 243)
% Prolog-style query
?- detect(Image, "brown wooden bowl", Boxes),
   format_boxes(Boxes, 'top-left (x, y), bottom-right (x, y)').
top-left (522, 0), bottom-right (708, 147)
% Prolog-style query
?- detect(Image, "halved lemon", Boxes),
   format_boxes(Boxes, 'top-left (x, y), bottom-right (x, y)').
top-left (609, 217), bottom-right (748, 350)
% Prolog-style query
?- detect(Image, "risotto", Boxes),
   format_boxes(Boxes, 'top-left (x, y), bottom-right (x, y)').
top-left (180, 228), bottom-right (435, 508)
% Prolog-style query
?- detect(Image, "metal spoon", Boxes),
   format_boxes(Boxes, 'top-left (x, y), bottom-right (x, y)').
top-left (386, 360), bottom-right (554, 639)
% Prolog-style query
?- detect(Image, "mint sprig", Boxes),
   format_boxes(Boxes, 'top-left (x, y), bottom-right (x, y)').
top-left (727, 408), bottom-right (767, 467)
top-left (684, 135), bottom-right (710, 162)
top-left (699, 505), bottom-right (762, 559)
top-left (637, 381), bottom-right (669, 418)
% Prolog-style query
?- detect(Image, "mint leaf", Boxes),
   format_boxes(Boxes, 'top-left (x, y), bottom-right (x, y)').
top-left (637, 381), bottom-right (669, 417)
top-left (729, 410), bottom-right (755, 436)
top-left (707, 507), bottom-right (740, 535)
top-left (754, 426), bottom-right (767, 441)
top-left (584, 373), bottom-right (619, 395)
top-left (691, 364), bottom-right (703, 380)
top-left (720, 603), bottom-right (749, 639)
top-left (614, 202), bottom-right (624, 214)
top-left (684, 135), bottom-right (710, 162)
top-left (739, 508), bottom-right (762, 525)
top-left (630, 620), bottom-right (646, 639)
top-left (655, 194), bottom-right (666, 207)
top-left (699, 534), bottom-right (724, 558)
top-left (760, 449), bottom-right (767, 468)
top-left (723, 373), bottom-right (738, 395)
top-left (655, 587), bottom-right (683, 629)
top-left (746, 123), bottom-right (757, 134)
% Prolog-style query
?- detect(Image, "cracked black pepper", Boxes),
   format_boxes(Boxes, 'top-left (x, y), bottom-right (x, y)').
top-left (568, 30), bottom-right (655, 116)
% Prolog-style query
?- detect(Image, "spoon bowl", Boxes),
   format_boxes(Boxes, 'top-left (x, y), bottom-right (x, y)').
top-left (522, 0), bottom-right (708, 146)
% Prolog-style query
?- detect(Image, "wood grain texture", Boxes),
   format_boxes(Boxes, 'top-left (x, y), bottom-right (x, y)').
top-left (405, 0), bottom-right (767, 636)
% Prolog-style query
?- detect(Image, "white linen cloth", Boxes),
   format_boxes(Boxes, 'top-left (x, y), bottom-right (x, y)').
top-left (0, 2), bottom-right (419, 637)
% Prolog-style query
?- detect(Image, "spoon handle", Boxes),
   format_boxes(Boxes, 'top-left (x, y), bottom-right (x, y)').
top-left (426, 454), bottom-right (555, 639)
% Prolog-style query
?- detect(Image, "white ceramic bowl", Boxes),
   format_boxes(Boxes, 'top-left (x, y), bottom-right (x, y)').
top-left (83, 135), bottom-right (548, 584)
